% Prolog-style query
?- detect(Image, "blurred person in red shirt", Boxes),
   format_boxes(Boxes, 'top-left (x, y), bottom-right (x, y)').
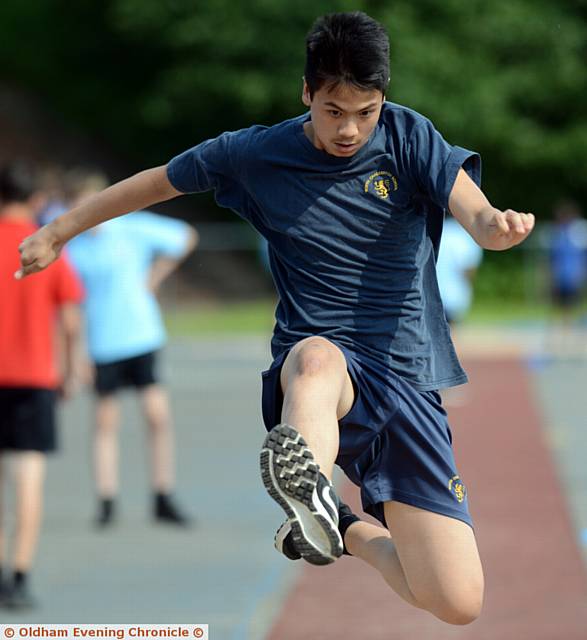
top-left (0, 163), bottom-right (83, 609)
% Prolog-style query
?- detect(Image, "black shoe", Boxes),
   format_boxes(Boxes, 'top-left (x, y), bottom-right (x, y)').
top-left (274, 499), bottom-right (360, 560)
top-left (95, 498), bottom-right (115, 528)
top-left (154, 493), bottom-right (192, 526)
top-left (0, 580), bottom-right (12, 607)
top-left (274, 519), bottom-right (301, 560)
top-left (3, 581), bottom-right (36, 610)
top-left (260, 423), bottom-right (343, 565)
top-left (274, 519), bottom-right (302, 560)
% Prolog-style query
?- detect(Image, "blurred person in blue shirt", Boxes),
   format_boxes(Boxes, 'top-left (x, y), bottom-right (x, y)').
top-left (436, 216), bottom-right (483, 325)
top-left (65, 172), bottom-right (198, 527)
top-left (550, 200), bottom-right (587, 313)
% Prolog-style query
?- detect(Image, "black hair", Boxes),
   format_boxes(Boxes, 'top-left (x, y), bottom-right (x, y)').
top-left (0, 163), bottom-right (38, 204)
top-left (305, 12), bottom-right (390, 98)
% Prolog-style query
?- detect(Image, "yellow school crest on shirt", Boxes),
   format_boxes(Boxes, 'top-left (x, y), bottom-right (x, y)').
top-left (448, 475), bottom-right (466, 503)
top-left (364, 171), bottom-right (398, 200)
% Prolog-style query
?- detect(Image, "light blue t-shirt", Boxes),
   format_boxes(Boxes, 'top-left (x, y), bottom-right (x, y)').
top-left (436, 218), bottom-right (483, 321)
top-left (68, 212), bottom-right (191, 364)
top-left (167, 102), bottom-right (481, 390)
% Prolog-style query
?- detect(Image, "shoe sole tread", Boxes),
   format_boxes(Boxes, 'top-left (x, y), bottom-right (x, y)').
top-left (261, 424), bottom-right (342, 565)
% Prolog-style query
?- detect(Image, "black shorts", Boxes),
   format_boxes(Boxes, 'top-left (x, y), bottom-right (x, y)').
top-left (0, 387), bottom-right (57, 453)
top-left (94, 351), bottom-right (159, 396)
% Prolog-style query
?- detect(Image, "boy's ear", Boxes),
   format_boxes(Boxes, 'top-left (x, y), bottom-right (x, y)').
top-left (302, 79), bottom-right (312, 107)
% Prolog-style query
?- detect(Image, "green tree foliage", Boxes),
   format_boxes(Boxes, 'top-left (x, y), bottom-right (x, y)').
top-left (382, 0), bottom-right (587, 212)
top-left (0, 0), bottom-right (586, 212)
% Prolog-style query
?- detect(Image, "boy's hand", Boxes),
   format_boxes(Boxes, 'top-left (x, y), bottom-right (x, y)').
top-left (15, 225), bottom-right (64, 279)
top-left (480, 208), bottom-right (535, 250)
top-left (449, 171), bottom-right (535, 250)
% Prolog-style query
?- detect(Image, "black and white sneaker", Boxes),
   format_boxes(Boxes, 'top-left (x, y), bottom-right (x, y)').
top-left (274, 499), bottom-right (360, 561)
top-left (260, 423), bottom-right (343, 565)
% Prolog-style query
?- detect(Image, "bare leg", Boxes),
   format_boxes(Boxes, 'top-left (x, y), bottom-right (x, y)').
top-left (272, 337), bottom-right (483, 623)
top-left (94, 394), bottom-right (120, 498)
top-left (344, 520), bottom-right (422, 608)
top-left (13, 452), bottom-right (46, 572)
top-left (279, 337), bottom-right (354, 479)
top-left (138, 384), bottom-right (174, 493)
top-left (347, 501), bottom-right (483, 625)
top-left (260, 337), bottom-right (354, 563)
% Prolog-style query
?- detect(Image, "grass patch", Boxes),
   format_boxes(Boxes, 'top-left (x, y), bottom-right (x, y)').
top-left (165, 300), bottom-right (276, 336)
top-left (164, 297), bottom-right (576, 337)
top-left (468, 299), bottom-right (551, 324)
top-left (469, 298), bottom-right (587, 324)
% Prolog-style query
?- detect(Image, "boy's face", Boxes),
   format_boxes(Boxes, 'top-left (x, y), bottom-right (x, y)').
top-left (302, 81), bottom-right (384, 157)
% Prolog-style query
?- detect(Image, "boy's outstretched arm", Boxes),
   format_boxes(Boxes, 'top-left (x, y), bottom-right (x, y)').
top-left (448, 168), bottom-right (535, 250)
top-left (16, 165), bottom-right (181, 278)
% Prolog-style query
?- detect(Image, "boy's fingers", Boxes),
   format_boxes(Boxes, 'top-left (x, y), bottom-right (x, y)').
top-left (18, 249), bottom-right (35, 268)
top-left (502, 209), bottom-right (536, 236)
top-left (18, 240), bottom-right (32, 258)
top-left (14, 265), bottom-right (31, 279)
top-left (504, 210), bottom-right (525, 234)
top-left (495, 211), bottom-right (510, 234)
top-left (14, 261), bottom-right (42, 279)
top-left (524, 213), bottom-right (536, 231)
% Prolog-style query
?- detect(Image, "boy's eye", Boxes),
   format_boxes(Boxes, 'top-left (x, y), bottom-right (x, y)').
top-left (360, 110), bottom-right (374, 117)
top-left (328, 110), bottom-right (341, 117)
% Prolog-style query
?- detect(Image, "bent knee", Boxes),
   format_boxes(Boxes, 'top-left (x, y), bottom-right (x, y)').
top-left (436, 601), bottom-right (482, 626)
top-left (290, 337), bottom-right (346, 378)
top-left (419, 585), bottom-right (484, 626)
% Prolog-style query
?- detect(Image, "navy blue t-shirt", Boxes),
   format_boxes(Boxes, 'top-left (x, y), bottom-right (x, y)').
top-left (167, 102), bottom-right (481, 391)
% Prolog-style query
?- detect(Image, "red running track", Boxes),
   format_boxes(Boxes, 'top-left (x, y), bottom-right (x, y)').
top-left (267, 358), bottom-right (587, 640)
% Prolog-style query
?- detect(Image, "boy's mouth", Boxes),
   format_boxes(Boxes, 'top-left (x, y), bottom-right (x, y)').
top-left (333, 141), bottom-right (359, 154)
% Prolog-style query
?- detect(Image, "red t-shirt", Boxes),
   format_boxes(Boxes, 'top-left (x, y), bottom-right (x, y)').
top-left (0, 219), bottom-right (84, 388)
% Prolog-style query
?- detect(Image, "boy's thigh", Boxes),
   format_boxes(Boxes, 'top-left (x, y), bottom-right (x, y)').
top-left (384, 501), bottom-right (483, 609)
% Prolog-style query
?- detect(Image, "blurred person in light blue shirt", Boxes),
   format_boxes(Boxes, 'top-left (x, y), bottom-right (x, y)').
top-left (66, 172), bottom-right (198, 527)
top-left (436, 216), bottom-right (483, 325)
top-left (69, 212), bottom-right (191, 362)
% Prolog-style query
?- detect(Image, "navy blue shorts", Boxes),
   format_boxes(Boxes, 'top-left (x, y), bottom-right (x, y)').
top-left (261, 344), bottom-right (472, 529)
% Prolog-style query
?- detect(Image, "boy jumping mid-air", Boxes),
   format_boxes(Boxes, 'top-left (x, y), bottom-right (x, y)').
top-left (16, 12), bottom-right (534, 625)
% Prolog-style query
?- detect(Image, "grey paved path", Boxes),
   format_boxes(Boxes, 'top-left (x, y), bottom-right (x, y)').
top-left (0, 338), bottom-right (297, 640)
top-left (1, 331), bottom-right (585, 639)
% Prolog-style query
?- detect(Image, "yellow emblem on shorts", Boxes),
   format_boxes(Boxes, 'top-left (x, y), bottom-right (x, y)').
top-left (448, 475), bottom-right (466, 503)
top-left (364, 171), bottom-right (398, 200)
